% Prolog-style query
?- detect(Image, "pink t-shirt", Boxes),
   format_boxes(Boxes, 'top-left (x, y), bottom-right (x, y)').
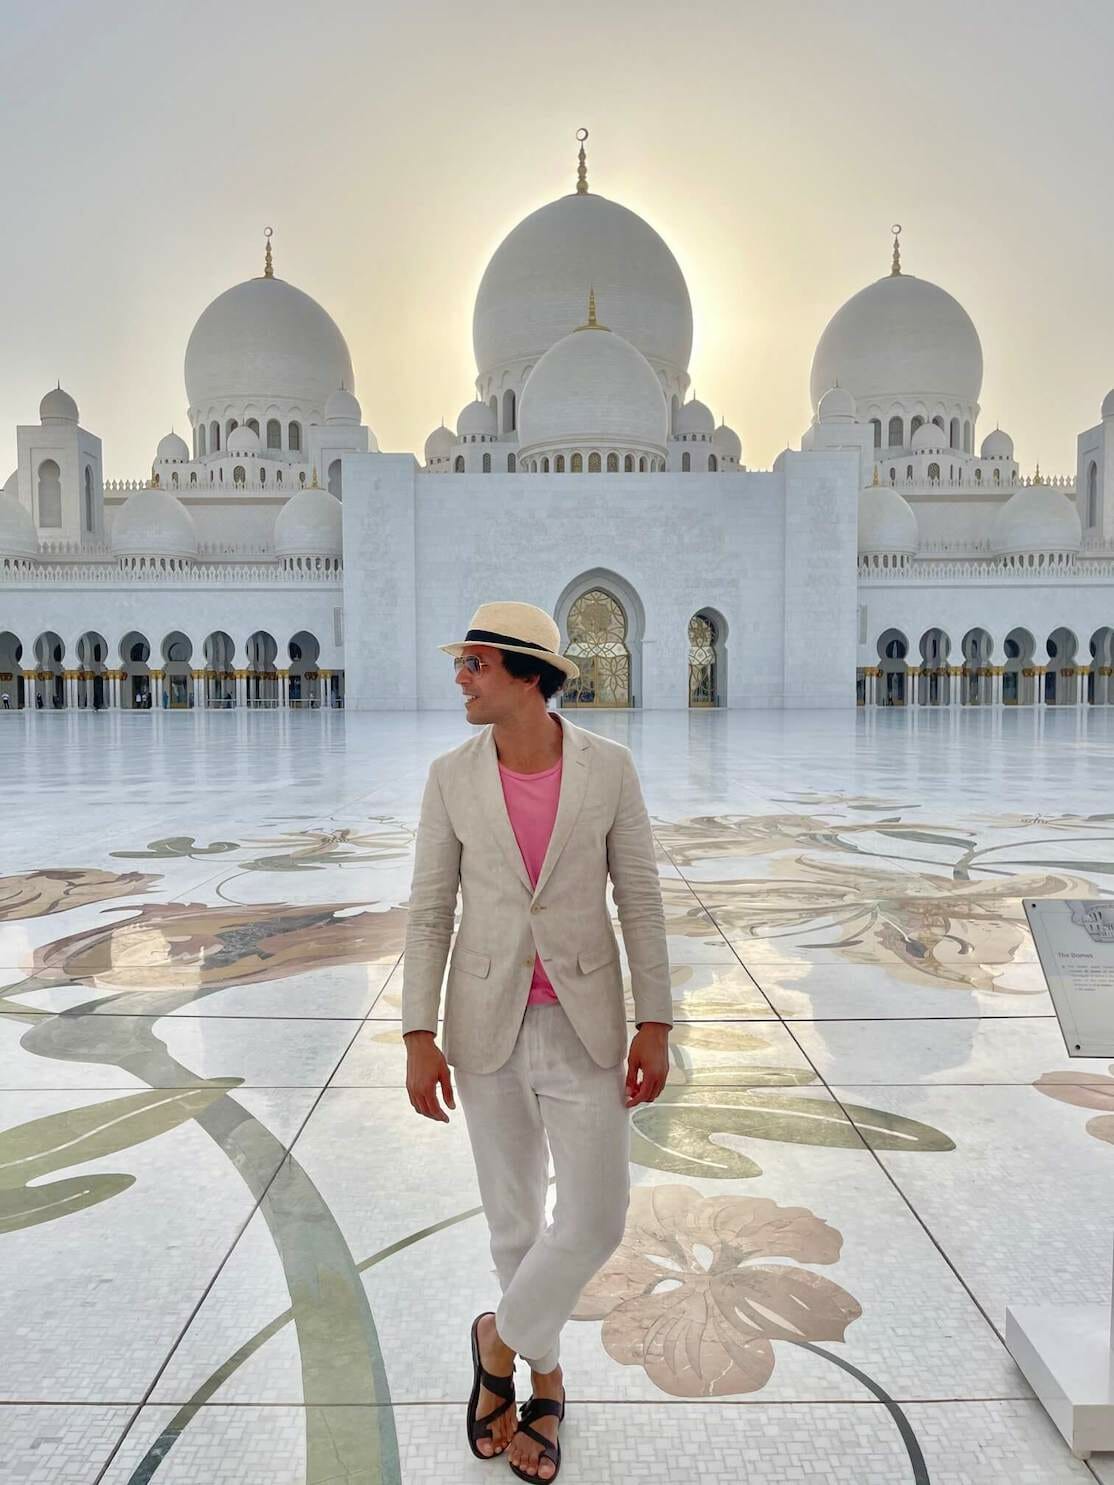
top-left (498, 755), bottom-right (562, 1006)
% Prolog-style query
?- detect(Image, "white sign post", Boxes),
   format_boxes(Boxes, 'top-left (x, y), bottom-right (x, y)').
top-left (1005, 900), bottom-right (1114, 1459)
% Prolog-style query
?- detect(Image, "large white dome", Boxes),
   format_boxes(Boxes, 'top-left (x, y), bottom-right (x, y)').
top-left (991, 486), bottom-right (1082, 557)
top-left (859, 483), bottom-right (918, 555)
top-left (473, 193), bottom-right (692, 384)
top-left (810, 272), bottom-right (983, 414)
top-left (185, 275), bottom-right (354, 412)
top-left (112, 489), bottom-right (198, 560)
top-left (274, 487), bottom-right (342, 558)
top-left (518, 322), bottom-right (669, 458)
top-left (0, 492), bottom-right (38, 559)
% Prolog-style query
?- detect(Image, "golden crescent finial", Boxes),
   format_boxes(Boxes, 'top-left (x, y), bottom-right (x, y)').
top-left (890, 223), bottom-right (902, 276)
top-left (574, 285), bottom-right (608, 332)
top-left (264, 226), bottom-right (274, 279)
top-left (576, 128), bottom-right (589, 195)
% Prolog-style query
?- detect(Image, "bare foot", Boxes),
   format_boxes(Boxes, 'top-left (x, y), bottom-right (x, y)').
top-left (506, 1366), bottom-right (564, 1480)
top-left (473, 1313), bottom-right (517, 1458)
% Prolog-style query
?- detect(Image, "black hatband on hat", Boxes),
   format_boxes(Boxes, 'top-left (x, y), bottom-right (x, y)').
top-left (463, 628), bottom-right (549, 653)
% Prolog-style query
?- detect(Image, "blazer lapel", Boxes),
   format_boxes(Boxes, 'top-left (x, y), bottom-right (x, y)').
top-left (477, 715), bottom-right (591, 900)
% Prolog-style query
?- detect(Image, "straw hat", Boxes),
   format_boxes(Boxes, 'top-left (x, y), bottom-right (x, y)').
top-left (439, 601), bottom-right (580, 680)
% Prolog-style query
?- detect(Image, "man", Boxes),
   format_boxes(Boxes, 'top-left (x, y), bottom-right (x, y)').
top-left (403, 601), bottom-right (672, 1482)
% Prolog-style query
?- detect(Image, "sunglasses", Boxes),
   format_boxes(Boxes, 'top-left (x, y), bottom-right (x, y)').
top-left (452, 655), bottom-right (488, 676)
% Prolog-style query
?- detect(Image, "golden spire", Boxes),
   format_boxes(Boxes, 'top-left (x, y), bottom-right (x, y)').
top-left (576, 128), bottom-right (589, 195)
top-left (574, 286), bottom-right (609, 332)
top-left (890, 223), bottom-right (902, 276)
top-left (263, 226), bottom-right (274, 279)
top-left (310, 465), bottom-right (320, 488)
top-left (1033, 461), bottom-right (1043, 485)
top-left (871, 463), bottom-right (881, 486)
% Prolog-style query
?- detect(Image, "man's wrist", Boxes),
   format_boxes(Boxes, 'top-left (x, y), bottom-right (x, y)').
top-left (636, 1021), bottom-right (671, 1033)
top-left (403, 1029), bottom-right (436, 1043)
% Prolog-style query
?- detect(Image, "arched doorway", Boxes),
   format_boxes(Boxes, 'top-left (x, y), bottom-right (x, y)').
top-left (33, 632), bottom-right (66, 708)
top-left (1045, 627), bottom-right (1078, 705)
top-left (202, 631), bottom-right (235, 708)
top-left (288, 631), bottom-right (321, 707)
top-left (120, 632), bottom-right (152, 709)
top-left (77, 631), bottom-right (108, 709)
top-left (561, 590), bottom-right (632, 707)
top-left (877, 629), bottom-right (909, 706)
top-left (688, 612), bottom-right (723, 707)
top-left (918, 628), bottom-right (951, 705)
top-left (0, 632), bottom-right (23, 709)
top-left (960, 627), bottom-right (992, 706)
top-left (161, 632), bottom-right (194, 708)
top-left (1088, 627), bottom-right (1114, 706)
top-left (1003, 628), bottom-right (1035, 705)
top-left (246, 631), bottom-right (279, 706)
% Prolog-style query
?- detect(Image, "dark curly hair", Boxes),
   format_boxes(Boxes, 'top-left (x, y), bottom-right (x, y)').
top-left (499, 646), bottom-right (569, 702)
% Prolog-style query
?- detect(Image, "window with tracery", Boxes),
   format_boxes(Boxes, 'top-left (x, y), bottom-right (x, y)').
top-left (561, 590), bottom-right (631, 708)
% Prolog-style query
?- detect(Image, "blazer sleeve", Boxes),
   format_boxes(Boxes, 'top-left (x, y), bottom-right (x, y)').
top-left (606, 749), bottom-right (673, 1030)
top-left (401, 758), bottom-right (462, 1037)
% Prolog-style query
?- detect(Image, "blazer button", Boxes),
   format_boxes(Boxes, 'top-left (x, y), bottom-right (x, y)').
top-left (522, 957), bottom-right (533, 967)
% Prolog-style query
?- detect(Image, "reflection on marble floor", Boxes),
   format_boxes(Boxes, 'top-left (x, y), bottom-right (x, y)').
top-left (2, 708), bottom-right (1114, 1481)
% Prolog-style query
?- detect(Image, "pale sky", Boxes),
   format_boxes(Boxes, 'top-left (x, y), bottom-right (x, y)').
top-left (2, 0), bottom-right (1111, 481)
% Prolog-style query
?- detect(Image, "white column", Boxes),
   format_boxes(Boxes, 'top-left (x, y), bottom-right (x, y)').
top-left (278, 669), bottom-right (289, 708)
top-left (1034, 666), bottom-right (1046, 706)
top-left (22, 672), bottom-right (36, 712)
top-left (1076, 667), bottom-right (1089, 706)
top-left (907, 666), bottom-right (920, 708)
top-left (235, 671), bottom-right (246, 708)
top-left (319, 669), bottom-right (331, 711)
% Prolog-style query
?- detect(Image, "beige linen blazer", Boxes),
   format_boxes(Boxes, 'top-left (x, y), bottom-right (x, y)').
top-left (401, 713), bottom-right (672, 1074)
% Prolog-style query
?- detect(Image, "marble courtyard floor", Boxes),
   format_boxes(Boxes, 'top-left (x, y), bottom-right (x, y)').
top-left (3, 705), bottom-right (1114, 1484)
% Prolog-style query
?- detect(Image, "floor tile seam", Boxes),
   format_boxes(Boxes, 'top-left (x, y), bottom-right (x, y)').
top-left (650, 837), bottom-right (781, 1019)
top-left (809, 1072), bottom-right (1017, 1359)
top-left (90, 1010), bottom-right (374, 1485)
top-left (53, 1392), bottom-right (1041, 1410)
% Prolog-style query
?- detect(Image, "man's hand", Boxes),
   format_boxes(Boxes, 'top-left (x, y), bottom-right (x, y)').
top-left (405, 1030), bottom-right (455, 1122)
top-left (624, 1023), bottom-right (670, 1108)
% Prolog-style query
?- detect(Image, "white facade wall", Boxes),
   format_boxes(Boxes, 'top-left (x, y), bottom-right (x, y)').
top-left (341, 450), bottom-right (860, 710)
top-left (858, 573), bottom-right (1114, 667)
top-left (0, 575), bottom-right (343, 672)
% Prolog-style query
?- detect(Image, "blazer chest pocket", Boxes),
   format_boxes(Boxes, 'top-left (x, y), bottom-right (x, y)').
top-left (577, 941), bottom-right (618, 975)
top-left (451, 947), bottom-right (491, 978)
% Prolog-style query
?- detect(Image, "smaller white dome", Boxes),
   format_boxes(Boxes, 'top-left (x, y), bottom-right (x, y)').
top-left (424, 424), bottom-right (457, 463)
top-left (676, 398), bottom-right (715, 435)
top-left (991, 485), bottom-right (1082, 557)
top-left (156, 431), bottom-right (190, 463)
top-left (325, 385), bottom-right (361, 425)
top-left (274, 487), bottom-right (343, 557)
top-left (0, 492), bottom-right (38, 559)
top-left (772, 447), bottom-right (791, 472)
top-left (713, 422), bottom-right (742, 461)
top-left (860, 483), bottom-right (918, 555)
top-left (911, 421), bottom-right (946, 452)
top-left (226, 425), bottom-right (261, 455)
top-left (518, 325), bottom-right (669, 457)
top-left (112, 489), bottom-right (198, 560)
top-left (817, 385), bottom-right (856, 423)
top-left (40, 385), bottom-right (79, 424)
top-left (3, 470), bottom-right (17, 498)
top-left (457, 400), bottom-right (497, 439)
top-left (1101, 388), bottom-right (1114, 420)
top-left (980, 428), bottom-right (1014, 459)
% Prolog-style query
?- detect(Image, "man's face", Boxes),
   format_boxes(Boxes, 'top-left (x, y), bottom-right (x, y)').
top-left (455, 644), bottom-right (534, 724)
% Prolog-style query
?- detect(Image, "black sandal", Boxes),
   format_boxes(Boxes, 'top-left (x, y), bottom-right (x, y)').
top-left (508, 1390), bottom-right (565, 1482)
top-left (467, 1312), bottom-right (516, 1459)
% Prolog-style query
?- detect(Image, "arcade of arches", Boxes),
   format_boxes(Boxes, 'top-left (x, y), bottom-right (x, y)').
top-left (862, 625), bottom-right (1114, 707)
top-left (0, 629), bottom-right (343, 710)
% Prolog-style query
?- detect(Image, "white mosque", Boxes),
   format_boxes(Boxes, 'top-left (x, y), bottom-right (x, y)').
top-left (2, 134), bottom-right (1112, 713)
